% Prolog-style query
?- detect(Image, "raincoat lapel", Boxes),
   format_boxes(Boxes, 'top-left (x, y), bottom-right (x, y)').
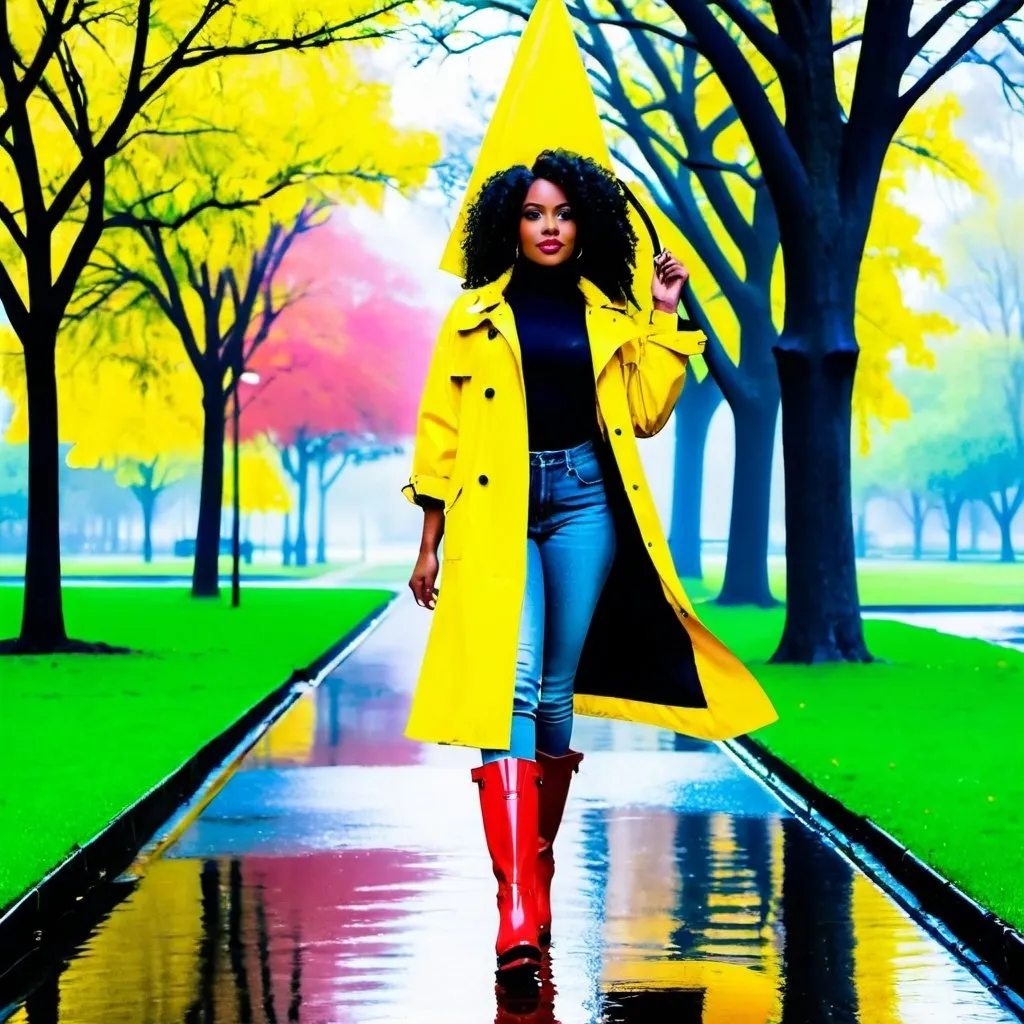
top-left (453, 269), bottom-right (638, 394)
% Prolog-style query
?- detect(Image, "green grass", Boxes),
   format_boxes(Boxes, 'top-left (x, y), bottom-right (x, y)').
top-left (0, 556), bottom-right (341, 578)
top-left (700, 604), bottom-right (1024, 931)
top-left (0, 586), bottom-right (393, 912)
top-left (688, 555), bottom-right (1024, 606)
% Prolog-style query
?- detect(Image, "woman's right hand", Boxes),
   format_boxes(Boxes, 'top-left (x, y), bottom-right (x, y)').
top-left (409, 549), bottom-right (440, 610)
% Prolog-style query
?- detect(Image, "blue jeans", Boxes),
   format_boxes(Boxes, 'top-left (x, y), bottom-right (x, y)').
top-left (481, 438), bottom-right (617, 764)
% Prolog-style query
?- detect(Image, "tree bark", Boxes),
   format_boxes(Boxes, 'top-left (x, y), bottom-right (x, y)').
top-left (771, 344), bottom-right (871, 663)
top-left (9, 337), bottom-right (69, 651)
top-left (668, 374), bottom-right (721, 580)
top-left (717, 394), bottom-right (779, 606)
top-left (193, 385), bottom-right (227, 597)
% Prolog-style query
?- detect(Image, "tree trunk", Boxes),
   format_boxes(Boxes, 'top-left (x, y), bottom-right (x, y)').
top-left (192, 386), bottom-right (226, 597)
top-left (771, 344), bottom-right (870, 663)
top-left (943, 495), bottom-right (963, 563)
top-left (282, 512), bottom-right (293, 566)
top-left (718, 395), bottom-right (779, 606)
top-left (316, 454), bottom-right (328, 566)
top-left (8, 339), bottom-right (69, 651)
top-left (997, 511), bottom-right (1016, 563)
top-left (668, 374), bottom-right (721, 580)
top-left (294, 450), bottom-right (311, 567)
top-left (984, 492), bottom-right (1019, 564)
top-left (139, 490), bottom-right (156, 564)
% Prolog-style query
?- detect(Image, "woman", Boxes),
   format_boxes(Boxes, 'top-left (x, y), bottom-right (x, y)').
top-left (402, 149), bottom-right (777, 976)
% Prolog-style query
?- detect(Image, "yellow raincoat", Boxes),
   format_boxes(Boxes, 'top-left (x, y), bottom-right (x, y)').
top-left (401, 267), bottom-right (778, 749)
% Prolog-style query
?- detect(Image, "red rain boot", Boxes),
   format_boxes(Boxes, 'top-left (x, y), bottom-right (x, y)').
top-left (472, 757), bottom-right (544, 972)
top-left (535, 749), bottom-right (584, 945)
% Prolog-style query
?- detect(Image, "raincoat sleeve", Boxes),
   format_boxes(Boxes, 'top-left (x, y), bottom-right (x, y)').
top-left (619, 308), bottom-right (707, 438)
top-left (401, 303), bottom-right (462, 507)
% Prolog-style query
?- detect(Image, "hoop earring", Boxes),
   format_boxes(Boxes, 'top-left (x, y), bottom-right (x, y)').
top-left (515, 244), bottom-right (520, 260)
top-left (575, 245), bottom-right (583, 261)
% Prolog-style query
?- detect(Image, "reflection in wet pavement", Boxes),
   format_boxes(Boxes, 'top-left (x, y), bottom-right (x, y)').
top-left (5, 597), bottom-right (1020, 1023)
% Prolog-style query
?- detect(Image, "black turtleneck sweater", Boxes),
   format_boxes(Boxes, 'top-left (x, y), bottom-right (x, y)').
top-left (414, 258), bottom-right (598, 510)
top-left (505, 256), bottom-right (598, 452)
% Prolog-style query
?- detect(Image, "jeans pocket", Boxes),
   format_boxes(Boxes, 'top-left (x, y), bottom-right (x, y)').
top-left (572, 455), bottom-right (604, 487)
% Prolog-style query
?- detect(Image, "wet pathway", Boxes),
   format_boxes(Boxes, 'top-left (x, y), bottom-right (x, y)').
top-left (864, 609), bottom-right (1024, 651)
top-left (4, 596), bottom-right (1020, 1023)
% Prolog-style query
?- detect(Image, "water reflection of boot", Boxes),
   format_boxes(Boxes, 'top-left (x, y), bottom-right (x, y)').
top-left (472, 757), bottom-right (544, 973)
top-left (494, 952), bottom-right (559, 1024)
top-left (536, 749), bottom-right (584, 945)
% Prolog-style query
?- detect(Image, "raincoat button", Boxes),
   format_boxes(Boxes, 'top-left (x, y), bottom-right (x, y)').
top-left (632, 484), bottom-right (639, 490)
top-left (484, 387), bottom-right (495, 398)
top-left (647, 541), bottom-right (653, 547)
top-left (487, 327), bottom-right (498, 339)
top-left (614, 427), bottom-right (622, 435)
top-left (479, 474), bottom-right (489, 485)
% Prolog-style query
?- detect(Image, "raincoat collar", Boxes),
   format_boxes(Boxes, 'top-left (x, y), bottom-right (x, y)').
top-left (452, 267), bottom-right (630, 332)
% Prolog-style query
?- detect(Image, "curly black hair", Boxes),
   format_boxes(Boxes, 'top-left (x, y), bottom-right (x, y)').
top-left (460, 149), bottom-right (639, 307)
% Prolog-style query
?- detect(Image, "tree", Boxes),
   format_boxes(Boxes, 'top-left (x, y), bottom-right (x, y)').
top-left (430, 0), bottom-right (977, 612)
top-left (0, 0), bottom-right (421, 652)
top-left (629, 0), bottom-right (1023, 661)
top-left (946, 205), bottom-right (1024, 560)
top-left (243, 218), bottom-right (432, 565)
top-left (860, 337), bottom-right (1022, 563)
top-left (2, 319), bottom-right (201, 563)
top-left (223, 437), bottom-right (292, 556)
top-left (76, 45), bottom-right (438, 598)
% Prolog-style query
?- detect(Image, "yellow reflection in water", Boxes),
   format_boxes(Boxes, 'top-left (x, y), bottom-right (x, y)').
top-left (251, 691), bottom-right (316, 765)
top-left (852, 870), bottom-right (915, 1022)
top-left (605, 959), bottom-right (776, 1023)
top-left (15, 857), bottom-right (203, 1024)
top-left (601, 807), bottom-right (785, 1023)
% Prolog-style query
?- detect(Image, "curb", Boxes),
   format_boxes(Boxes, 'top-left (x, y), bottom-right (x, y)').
top-left (725, 735), bottom-right (1024, 1013)
top-left (0, 591), bottom-right (399, 987)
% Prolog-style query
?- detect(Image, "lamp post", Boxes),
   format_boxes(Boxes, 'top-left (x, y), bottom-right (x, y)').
top-left (232, 354), bottom-right (260, 609)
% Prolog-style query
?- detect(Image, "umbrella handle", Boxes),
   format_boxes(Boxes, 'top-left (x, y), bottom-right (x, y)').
top-left (618, 178), bottom-right (700, 329)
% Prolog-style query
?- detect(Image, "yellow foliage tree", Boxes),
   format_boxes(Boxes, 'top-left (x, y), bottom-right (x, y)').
top-left (0, 0), bottom-right (420, 652)
top-left (73, 49), bottom-right (438, 599)
top-left (223, 438), bottom-right (292, 517)
top-left (2, 319), bottom-right (202, 562)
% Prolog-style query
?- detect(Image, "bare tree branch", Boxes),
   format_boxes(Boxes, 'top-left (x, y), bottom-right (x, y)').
top-left (899, 0), bottom-right (1024, 119)
top-left (712, 0), bottom-right (790, 70)
top-left (663, 0), bottom-right (810, 222)
top-left (908, 0), bottom-right (974, 57)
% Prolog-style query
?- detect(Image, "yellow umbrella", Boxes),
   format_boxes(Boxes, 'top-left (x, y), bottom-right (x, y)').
top-left (439, 0), bottom-right (659, 309)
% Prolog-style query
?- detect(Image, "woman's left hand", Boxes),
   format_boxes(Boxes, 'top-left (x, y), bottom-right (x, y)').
top-left (651, 250), bottom-right (689, 314)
